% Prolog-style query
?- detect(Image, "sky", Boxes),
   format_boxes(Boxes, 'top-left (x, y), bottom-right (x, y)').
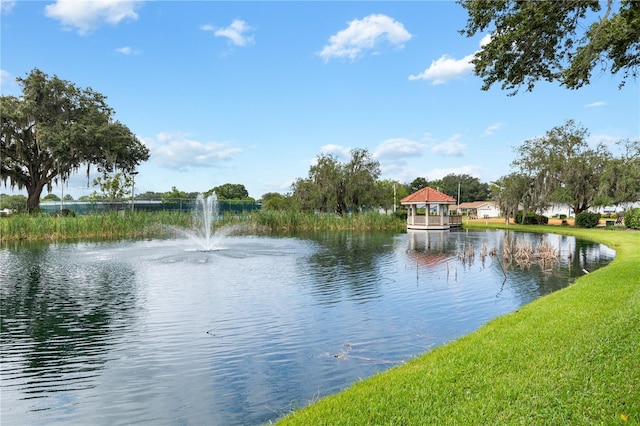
top-left (1, 0), bottom-right (639, 201)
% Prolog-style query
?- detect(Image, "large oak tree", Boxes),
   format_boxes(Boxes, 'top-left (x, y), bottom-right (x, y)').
top-left (460, 0), bottom-right (640, 93)
top-left (512, 120), bottom-right (610, 215)
top-left (1, 69), bottom-right (149, 210)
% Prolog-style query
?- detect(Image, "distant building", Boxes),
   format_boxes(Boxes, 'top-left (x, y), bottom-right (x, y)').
top-left (449, 201), bottom-right (500, 218)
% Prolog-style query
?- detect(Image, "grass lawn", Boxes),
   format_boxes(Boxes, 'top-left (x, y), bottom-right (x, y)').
top-left (278, 224), bottom-right (640, 425)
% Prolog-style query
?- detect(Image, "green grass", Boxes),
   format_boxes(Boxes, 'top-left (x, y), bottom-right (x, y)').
top-left (0, 210), bottom-right (406, 241)
top-left (251, 210), bottom-right (406, 232)
top-left (0, 211), bottom-right (193, 241)
top-left (278, 224), bottom-right (640, 425)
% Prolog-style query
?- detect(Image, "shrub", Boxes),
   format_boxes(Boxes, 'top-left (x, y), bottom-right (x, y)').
top-left (623, 208), bottom-right (640, 230)
top-left (515, 211), bottom-right (549, 225)
top-left (575, 211), bottom-right (601, 228)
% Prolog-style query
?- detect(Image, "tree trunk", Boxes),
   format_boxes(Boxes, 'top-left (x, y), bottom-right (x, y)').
top-left (27, 182), bottom-right (46, 211)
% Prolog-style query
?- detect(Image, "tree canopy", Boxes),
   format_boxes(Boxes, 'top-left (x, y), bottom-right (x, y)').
top-left (205, 183), bottom-right (251, 200)
top-left (459, 0), bottom-right (640, 93)
top-left (0, 68), bottom-right (149, 210)
top-left (292, 149), bottom-right (380, 214)
top-left (511, 120), bottom-right (611, 215)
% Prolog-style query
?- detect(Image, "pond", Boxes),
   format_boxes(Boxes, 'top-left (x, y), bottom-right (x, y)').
top-left (0, 229), bottom-right (615, 425)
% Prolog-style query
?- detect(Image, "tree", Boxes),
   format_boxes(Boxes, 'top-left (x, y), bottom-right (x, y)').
top-left (92, 172), bottom-right (132, 202)
top-left (206, 183), bottom-right (250, 200)
top-left (439, 174), bottom-right (490, 202)
top-left (406, 177), bottom-right (429, 194)
top-left (460, 0), bottom-right (640, 94)
top-left (261, 192), bottom-right (296, 211)
top-left (598, 139), bottom-right (640, 207)
top-left (292, 149), bottom-right (381, 214)
top-left (512, 120), bottom-right (610, 216)
top-left (0, 69), bottom-right (149, 210)
top-left (42, 193), bottom-right (61, 202)
top-left (375, 179), bottom-right (407, 212)
top-left (161, 186), bottom-right (188, 202)
top-left (0, 194), bottom-right (27, 213)
top-left (342, 148), bottom-right (381, 211)
top-left (491, 173), bottom-right (539, 223)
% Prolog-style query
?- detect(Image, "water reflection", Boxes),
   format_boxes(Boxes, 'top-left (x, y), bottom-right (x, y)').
top-left (1, 242), bottom-right (140, 418)
top-left (0, 231), bottom-right (614, 425)
top-left (303, 231), bottom-right (397, 304)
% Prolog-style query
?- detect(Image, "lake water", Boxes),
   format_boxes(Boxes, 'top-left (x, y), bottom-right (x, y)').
top-left (0, 229), bottom-right (615, 425)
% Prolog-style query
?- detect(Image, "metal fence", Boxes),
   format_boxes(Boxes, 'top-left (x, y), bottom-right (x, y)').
top-left (40, 199), bottom-right (261, 215)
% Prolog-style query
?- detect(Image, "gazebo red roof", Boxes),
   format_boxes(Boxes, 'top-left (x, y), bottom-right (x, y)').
top-left (401, 186), bottom-right (456, 204)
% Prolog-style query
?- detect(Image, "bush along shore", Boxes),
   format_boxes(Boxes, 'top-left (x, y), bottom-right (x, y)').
top-left (0, 210), bottom-right (407, 242)
top-left (277, 223), bottom-right (640, 425)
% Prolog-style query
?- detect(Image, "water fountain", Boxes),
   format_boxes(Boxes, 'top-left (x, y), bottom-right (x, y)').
top-left (174, 193), bottom-right (220, 251)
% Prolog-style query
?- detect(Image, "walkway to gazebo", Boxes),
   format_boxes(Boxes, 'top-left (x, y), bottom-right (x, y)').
top-left (400, 186), bottom-right (462, 230)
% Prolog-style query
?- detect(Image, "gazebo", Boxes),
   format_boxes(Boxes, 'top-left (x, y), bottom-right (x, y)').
top-left (400, 186), bottom-right (462, 230)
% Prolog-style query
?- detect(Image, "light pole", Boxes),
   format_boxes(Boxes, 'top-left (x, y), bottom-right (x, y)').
top-left (131, 171), bottom-right (139, 212)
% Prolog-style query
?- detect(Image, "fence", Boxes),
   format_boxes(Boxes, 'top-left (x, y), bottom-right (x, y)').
top-left (40, 199), bottom-right (261, 215)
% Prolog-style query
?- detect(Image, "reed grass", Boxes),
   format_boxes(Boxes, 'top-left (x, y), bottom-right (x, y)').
top-left (251, 210), bottom-right (405, 232)
top-left (0, 210), bottom-right (406, 241)
top-left (277, 224), bottom-right (640, 425)
top-left (0, 211), bottom-right (192, 241)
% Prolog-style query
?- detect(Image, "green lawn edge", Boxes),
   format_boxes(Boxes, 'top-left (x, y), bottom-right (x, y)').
top-left (277, 224), bottom-right (640, 425)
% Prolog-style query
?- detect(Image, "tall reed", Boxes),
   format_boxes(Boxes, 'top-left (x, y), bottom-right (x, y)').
top-left (1, 210), bottom-right (406, 242)
top-left (0, 211), bottom-right (192, 242)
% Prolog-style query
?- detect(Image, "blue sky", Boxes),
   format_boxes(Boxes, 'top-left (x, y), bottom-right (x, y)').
top-left (2, 0), bottom-right (639, 200)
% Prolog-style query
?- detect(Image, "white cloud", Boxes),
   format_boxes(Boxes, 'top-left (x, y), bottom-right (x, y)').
top-left (44, 0), bottom-right (140, 35)
top-left (373, 138), bottom-right (426, 161)
top-left (482, 122), bottom-right (503, 137)
top-left (0, 69), bottom-right (12, 87)
top-left (0, 69), bottom-right (19, 95)
top-left (589, 133), bottom-right (618, 146)
top-left (409, 53), bottom-right (475, 84)
top-left (429, 134), bottom-right (466, 156)
top-left (151, 132), bottom-right (242, 170)
top-left (585, 101), bottom-right (607, 108)
top-left (1, 0), bottom-right (16, 14)
top-left (318, 14), bottom-right (412, 62)
top-left (319, 144), bottom-right (351, 161)
top-left (409, 34), bottom-right (493, 85)
top-left (426, 165), bottom-right (483, 180)
top-left (114, 46), bottom-right (139, 55)
top-left (202, 19), bottom-right (255, 47)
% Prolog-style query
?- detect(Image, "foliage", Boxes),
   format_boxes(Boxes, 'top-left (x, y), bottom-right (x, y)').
top-left (375, 179), bottom-right (407, 212)
top-left (623, 207), bottom-right (640, 229)
top-left (406, 177), bottom-right (429, 194)
top-left (92, 172), bottom-right (133, 202)
top-left (292, 149), bottom-right (380, 214)
top-left (440, 174), bottom-right (490, 202)
top-left (278, 225), bottom-right (640, 426)
top-left (261, 192), bottom-right (297, 211)
top-left (42, 193), bottom-right (61, 201)
top-left (491, 173), bottom-right (537, 220)
top-left (597, 139), bottom-right (640, 207)
top-left (0, 194), bottom-right (27, 213)
top-left (160, 186), bottom-right (189, 202)
top-left (515, 210), bottom-right (549, 225)
top-left (253, 210), bottom-right (404, 232)
top-left (0, 68), bottom-right (149, 210)
top-left (0, 211), bottom-right (192, 241)
top-left (575, 211), bottom-right (601, 228)
top-left (511, 120), bottom-right (610, 216)
top-left (459, 0), bottom-right (640, 93)
top-left (205, 183), bottom-right (251, 200)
